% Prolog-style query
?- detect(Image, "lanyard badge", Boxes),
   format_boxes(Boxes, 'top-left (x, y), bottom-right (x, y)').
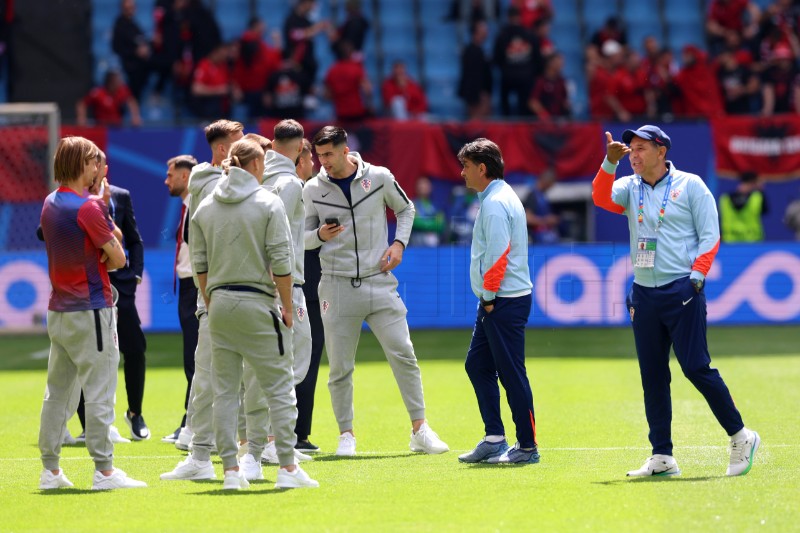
top-left (635, 174), bottom-right (672, 269)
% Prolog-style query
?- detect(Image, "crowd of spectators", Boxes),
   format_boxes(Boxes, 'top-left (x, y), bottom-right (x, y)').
top-left (76, 0), bottom-right (800, 127)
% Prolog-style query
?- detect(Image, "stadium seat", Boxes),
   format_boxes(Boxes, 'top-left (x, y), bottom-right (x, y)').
top-left (377, 1), bottom-right (415, 26)
top-left (621, 0), bottom-right (660, 20)
top-left (552, 0), bottom-right (579, 23)
top-left (419, 0), bottom-right (451, 22)
top-left (667, 22), bottom-right (706, 52)
top-left (583, 2), bottom-right (620, 34)
top-left (625, 20), bottom-right (665, 51)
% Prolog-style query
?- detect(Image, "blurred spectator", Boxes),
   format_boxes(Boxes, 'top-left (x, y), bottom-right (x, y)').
top-left (717, 48), bottom-right (760, 114)
top-left (591, 16), bottom-right (628, 49)
top-left (265, 56), bottom-right (307, 119)
top-left (760, 43), bottom-right (800, 115)
top-left (645, 48), bottom-right (677, 118)
top-left (77, 70), bottom-right (142, 127)
top-left (673, 45), bottom-right (724, 118)
top-left (640, 36), bottom-right (661, 73)
top-left (512, 0), bottom-right (553, 29)
top-left (233, 17), bottom-right (282, 118)
top-left (447, 0), bottom-right (500, 26)
top-left (410, 177), bottom-right (446, 247)
top-left (458, 20), bottom-right (493, 120)
top-left (284, 0), bottom-right (329, 96)
top-left (448, 185), bottom-right (480, 244)
top-left (586, 43), bottom-right (614, 119)
top-left (719, 172), bottom-right (767, 242)
top-left (706, 0), bottom-right (760, 55)
top-left (760, 0), bottom-right (800, 58)
top-left (190, 42), bottom-right (232, 119)
top-left (112, 0), bottom-right (151, 101)
top-left (606, 44), bottom-right (647, 122)
top-left (382, 60), bottom-right (428, 119)
top-left (528, 53), bottom-right (570, 119)
top-left (329, 0), bottom-right (370, 59)
top-left (532, 18), bottom-right (555, 58)
top-left (523, 167), bottom-right (560, 243)
top-left (493, 5), bottom-right (542, 116)
top-left (324, 40), bottom-right (371, 122)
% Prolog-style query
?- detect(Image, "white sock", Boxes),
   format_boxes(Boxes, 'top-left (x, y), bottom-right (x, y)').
top-left (484, 435), bottom-right (505, 443)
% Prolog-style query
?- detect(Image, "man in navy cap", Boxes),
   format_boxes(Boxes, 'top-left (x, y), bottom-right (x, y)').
top-left (591, 125), bottom-right (760, 478)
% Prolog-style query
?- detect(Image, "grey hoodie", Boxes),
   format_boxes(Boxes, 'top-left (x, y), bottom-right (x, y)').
top-left (190, 166), bottom-right (294, 298)
top-left (263, 150), bottom-right (305, 285)
top-left (303, 151), bottom-right (415, 279)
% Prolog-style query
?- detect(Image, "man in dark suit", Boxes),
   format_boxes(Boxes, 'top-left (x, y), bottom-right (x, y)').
top-left (92, 152), bottom-right (150, 440)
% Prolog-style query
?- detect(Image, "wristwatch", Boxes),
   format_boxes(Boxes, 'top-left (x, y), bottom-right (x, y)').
top-left (480, 297), bottom-right (495, 308)
top-left (691, 278), bottom-right (704, 292)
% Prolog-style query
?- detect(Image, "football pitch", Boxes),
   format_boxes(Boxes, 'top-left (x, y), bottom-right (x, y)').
top-left (1, 326), bottom-right (798, 532)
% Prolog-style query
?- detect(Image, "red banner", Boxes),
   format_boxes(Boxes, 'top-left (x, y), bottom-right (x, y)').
top-left (259, 118), bottom-right (604, 190)
top-left (712, 115), bottom-right (800, 180)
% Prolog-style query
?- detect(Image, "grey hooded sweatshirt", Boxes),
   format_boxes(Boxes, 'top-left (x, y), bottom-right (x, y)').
top-left (263, 150), bottom-right (305, 286)
top-left (303, 151), bottom-right (415, 279)
top-left (190, 166), bottom-right (294, 298)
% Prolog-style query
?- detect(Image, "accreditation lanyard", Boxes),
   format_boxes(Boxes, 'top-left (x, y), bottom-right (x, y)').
top-left (635, 172), bottom-right (672, 269)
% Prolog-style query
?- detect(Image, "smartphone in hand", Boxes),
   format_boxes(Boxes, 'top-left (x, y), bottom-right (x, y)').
top-left (325, 217), bottom-right (340, 227)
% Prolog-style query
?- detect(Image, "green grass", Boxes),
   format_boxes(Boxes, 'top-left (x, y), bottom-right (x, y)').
top-left (1, 327), bottom-right (798, 532)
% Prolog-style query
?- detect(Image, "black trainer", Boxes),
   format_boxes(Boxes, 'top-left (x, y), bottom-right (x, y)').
top-left (125, 411), bottom-right (151, 440)
top-left (295, 439), bottom-right (320, 453)
top-left (162, 427), bottom-right (181, 443)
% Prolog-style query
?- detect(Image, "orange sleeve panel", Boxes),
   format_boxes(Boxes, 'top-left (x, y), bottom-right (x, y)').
top-left (592, 167), bottom-right (625, 215)
top-left (483, 244), bottom-right (511, 293)
top-left (692, 238), bottom-right (720, 276)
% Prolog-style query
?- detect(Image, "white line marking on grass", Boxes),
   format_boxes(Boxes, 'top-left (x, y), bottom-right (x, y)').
top-left (30, 349), bottom-right (49, 360)
top-left (1, 444), bottom-right (789, 461)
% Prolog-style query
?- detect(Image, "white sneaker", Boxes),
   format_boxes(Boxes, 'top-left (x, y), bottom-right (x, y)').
top-left (39, 469), bottom-right (74, 489)
top-left (261, 441), bottom-right (312, 464)
top-left (275, 466), bottom-right (319, 489)
top-left (626, 454), bottom-right (681, 477)
top-left (336, 432), bottom-right (357, 456)
top-left (240, 453), bottom-right (264, 480)
top-left (222, 469), bottom-right (250, 490)
top-left (175, 427), bottom-right (193, 451)
top-left (92, 468), bottom-right (147, 490)
top-left (294, 449), bottom-right (313, 462)
top-left (109, 425), bottom-right (131, 444)
top-left (409, 423), bottom-right (449, 454)
top-left (727, 429), bottom-right (761, 476)
top-left (160, 456), bottom-right (216, 480)
top-left (62, 429), bottom-right (78, 445)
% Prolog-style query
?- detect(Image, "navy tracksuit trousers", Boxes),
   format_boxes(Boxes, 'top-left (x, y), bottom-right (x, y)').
top-left (465, 294), bottom-right (537, 449)
top-left (626, 276), bottom-right (744, 456)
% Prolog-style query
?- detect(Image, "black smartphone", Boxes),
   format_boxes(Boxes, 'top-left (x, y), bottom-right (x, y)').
top-left (325, 217), bottom-right (340, 227)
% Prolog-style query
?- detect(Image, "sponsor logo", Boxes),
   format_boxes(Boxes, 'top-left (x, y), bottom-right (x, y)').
top-left (682, 297), bottom-right (693, 306)
top-left (361, 179), bottom-right (371, 192)
top-left (321, 300), bottom-right (329, 315)
top-left (322, 192), bottom-right (330, 198)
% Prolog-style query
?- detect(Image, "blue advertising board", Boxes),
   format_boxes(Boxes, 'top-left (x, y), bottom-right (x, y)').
top-left (2, 244), bottom-right (798, 332)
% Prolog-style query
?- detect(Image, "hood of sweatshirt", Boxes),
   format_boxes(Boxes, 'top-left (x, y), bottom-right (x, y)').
top-left (213, 166), bottom-right (262, 204)
top-left (263, 150), bottom-right (297, 181)
top-left (187, 162), bottom-right (223, 196)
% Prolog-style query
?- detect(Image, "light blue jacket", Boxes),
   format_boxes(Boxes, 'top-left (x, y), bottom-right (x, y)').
top-left (603, 158), bottom-right (720, 288)
top-left (470, 179), bottom-right (533, 300)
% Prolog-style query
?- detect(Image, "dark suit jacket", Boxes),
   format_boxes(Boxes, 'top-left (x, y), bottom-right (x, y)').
top-left (108, 185), bottom-right (144, 297)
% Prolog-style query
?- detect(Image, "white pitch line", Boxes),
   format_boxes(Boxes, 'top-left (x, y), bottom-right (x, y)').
top-left (0, 444), bottom-right (789, 462)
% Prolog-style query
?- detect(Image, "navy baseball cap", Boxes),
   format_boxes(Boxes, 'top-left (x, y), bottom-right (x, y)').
top-left (622, 125), bottom-right (672, 150)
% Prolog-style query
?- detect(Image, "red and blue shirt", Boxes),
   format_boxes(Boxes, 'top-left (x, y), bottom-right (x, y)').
top-left (41, 187), bottom-right (115, 311)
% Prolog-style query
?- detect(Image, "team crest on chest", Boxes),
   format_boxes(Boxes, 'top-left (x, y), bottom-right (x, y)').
top-left (670, 189), bottom-right (682, 201)
top-left (321, 300), bottom-right (330, 314)
top-left (296, 306), bottom-right (306, 321)
top-left (361, 179), bottom-right (371, 192)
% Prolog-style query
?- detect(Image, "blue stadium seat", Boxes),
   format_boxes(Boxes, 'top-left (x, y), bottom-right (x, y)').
top-left (377, 2), bottom-right (415, 26)
top-left (583, 2), bottom-right (620, 34)
top-left (664, 3), bottom-right (704, 25)
top-left (621, 0), bottom-right (660, 20)
top-left (421, 25), bottom-right (459, 52)
top-left (419, 0), bottom-right (451, 22)
top-left (550, 22), bottom-right (583, 57)
top-left (552, 0), bottom-right (578, 23)
top-left (626, 20), bottom-right (665, 51)
top-left (667, 22), bottom-right (706, 52)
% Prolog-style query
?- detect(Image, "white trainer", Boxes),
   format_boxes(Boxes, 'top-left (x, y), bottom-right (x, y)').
top-left (409, 423), bottom-right (449, 454)
top-left (222, 469), bottom-right (250, 490)
top-left (336, 432), bottom-right (357, 456)
top-left (160, 456), bottom-right (216, 480)
top-left (108, 425), bottom-right (131, 444)
top-left (92, 468), bottom-right (147, 490)
top-left (275, 466), bottom-right (319, 489)
top-left (727, 429), bottom-right (761, 476)
top-left (626, 454), bottom-right (681, 477)
top-left (262, 441), bottom-right (313, 464)
top-left (39, 469), bottom-right (74, 489)
top-left (240, 453), bottom-right (264, 480)
top-left (175, 427), bottom-right (193, 451)
top-left (62, 429), bottom-right (78, 446)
